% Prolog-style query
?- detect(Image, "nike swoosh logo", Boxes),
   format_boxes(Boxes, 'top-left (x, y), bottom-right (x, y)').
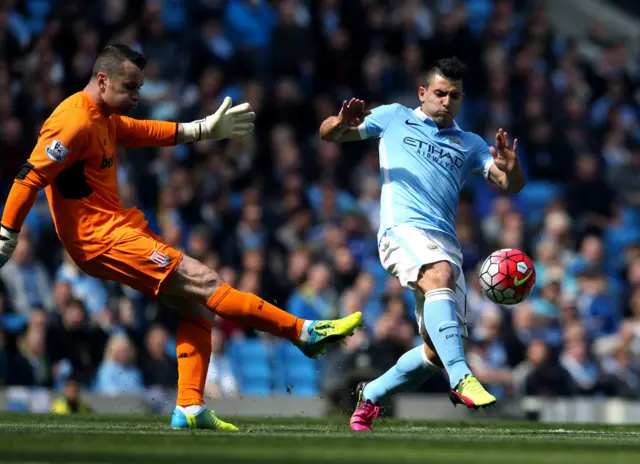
top-left (405, 119), bottom-right (421, 126)
top-left (514, 271), bottom-right (533, 286)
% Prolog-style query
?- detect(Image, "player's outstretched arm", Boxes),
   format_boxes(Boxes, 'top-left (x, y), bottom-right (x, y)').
top-left (488, 128), bottom-right (526, 194)
top-left (115, 97), bottom-right (256, 148)
top-left (320, 98), bottom-right (371, 143)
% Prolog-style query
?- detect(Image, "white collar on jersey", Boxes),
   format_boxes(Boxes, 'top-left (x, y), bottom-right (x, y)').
top-left (413, 107), bottom-right (461, 131)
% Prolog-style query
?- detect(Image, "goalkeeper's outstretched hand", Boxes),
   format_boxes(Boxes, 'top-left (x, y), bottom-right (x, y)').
top-left (183, 97), bottom-right (256, 142)
top-left (0, 226), bottom-right (18, 270)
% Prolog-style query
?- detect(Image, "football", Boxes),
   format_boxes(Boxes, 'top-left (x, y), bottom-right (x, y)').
top-left (479, 248), bottom-right (536, 305)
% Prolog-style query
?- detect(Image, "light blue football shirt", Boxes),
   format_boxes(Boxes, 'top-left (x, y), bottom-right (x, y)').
top-left (359, 104), bottom-right (495, 246)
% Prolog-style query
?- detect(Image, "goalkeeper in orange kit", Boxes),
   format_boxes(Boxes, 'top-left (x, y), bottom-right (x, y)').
top-left (0, 44), bottom-right (361, 430)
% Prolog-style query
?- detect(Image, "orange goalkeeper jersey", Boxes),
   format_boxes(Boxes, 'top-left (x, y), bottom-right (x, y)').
top-left (15, 91), bottom-right (177, 261)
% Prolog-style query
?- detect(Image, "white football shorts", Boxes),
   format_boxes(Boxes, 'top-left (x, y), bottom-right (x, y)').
top-left (378, 224), bottom-right (468, 338)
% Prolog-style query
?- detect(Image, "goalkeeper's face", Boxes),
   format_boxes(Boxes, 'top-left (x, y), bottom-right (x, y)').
top-left (100, 60), bottom-right (143, 115)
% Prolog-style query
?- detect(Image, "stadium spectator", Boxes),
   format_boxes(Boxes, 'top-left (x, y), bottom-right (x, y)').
top-left (467, 309), bottom-right (514, 399)
top-left (560, 337), bottom-right (603, 396)
top-left (95, 334), bottom-right (145, 396)
top-left (8, 326), bottom-right (51, 387)
top-left (0, 233), bottom-right (53, 315)
top-left (139, 324), bottom-right (178, 413)
top-left (204, 327), bottom-right (239, 398)
top-left (47, 300), bottom-right (108, 387)
top-left (140, 325), bottom-right (177, 389)
top-left (512, 339), bottom-right (575, 397)
top-left (55, 252), bottom-right (109, 320)
top-left (600, 343), bottom-right (640, 398)
top-left (51, 375), bottom-right (92, 414)
top-left (286, 263), bottom-right (337, 321)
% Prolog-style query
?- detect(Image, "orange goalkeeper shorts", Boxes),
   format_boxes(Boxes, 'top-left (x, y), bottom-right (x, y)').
top-left (75, 227), bottom-right (184, 299)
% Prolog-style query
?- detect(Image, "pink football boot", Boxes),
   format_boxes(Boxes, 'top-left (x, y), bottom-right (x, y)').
top-left (349, 382), bottom-right (380, 431)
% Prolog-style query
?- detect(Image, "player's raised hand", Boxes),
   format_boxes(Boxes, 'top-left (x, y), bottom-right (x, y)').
top-left (208, 97), bottom-right (256, 140)
top-left (338, 98), bottom-right (372, 128)
top-left (183, 97), bottom-right (256, 142)
top-left (490, 128), bottom-right (520, 173)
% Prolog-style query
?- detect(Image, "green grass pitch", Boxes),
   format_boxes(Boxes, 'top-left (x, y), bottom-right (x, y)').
top-left (1, 413), bottom-right (640, 463)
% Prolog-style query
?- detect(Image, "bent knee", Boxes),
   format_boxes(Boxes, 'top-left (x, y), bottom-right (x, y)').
top-left (179, 256), bottom-right (222, 285)
top-left (164, 255), bottom-right (224, 302)
top-left (417, 261), bottom-right (455, 293)
top-left (201, 268), bottom-right (223, 292)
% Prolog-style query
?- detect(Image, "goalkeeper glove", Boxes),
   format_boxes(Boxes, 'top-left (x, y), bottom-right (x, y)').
top-left (182, 97), bottom-right (255, 142)
top-left (0, 226), bottom-right (18, 269)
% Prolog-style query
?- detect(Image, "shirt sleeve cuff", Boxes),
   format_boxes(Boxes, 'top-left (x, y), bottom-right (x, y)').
top-left (483, 158), bottom-right (495, 179)
top-left (357, 123), bottom-right (368, 140)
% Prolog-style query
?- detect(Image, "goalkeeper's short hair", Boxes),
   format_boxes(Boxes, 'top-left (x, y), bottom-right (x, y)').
top-left (92, 44), bottom-right (147, 78)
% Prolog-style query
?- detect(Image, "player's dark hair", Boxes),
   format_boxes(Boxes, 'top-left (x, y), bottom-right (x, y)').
top-left (425, 57), bottom-right (468, 86)
top-left (92, 44), bottom-right (147, 77)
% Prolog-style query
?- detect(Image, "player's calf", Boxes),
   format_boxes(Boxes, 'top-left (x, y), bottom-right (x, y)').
top-left (159, 294), bottom-right (214, 413)
top-left (416, 261), bottom-right (471, 391)
top-left (162, 255), bottom-right (303, 342)
top-left (416, 262), bottom-right (496, 408)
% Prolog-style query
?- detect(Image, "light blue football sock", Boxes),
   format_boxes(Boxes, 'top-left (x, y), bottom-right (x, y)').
top-left (362, 345), bottom-right (441, 404)
top-left (422, 288), bottom-right (471, 389)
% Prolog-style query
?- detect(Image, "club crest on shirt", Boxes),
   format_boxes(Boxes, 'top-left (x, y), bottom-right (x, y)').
top-left (449, 136), bottom-right (462, 147)
top-left (45, 140), bottom-right (70, 163)
top-left (150, 250), bottom-right (170, 268)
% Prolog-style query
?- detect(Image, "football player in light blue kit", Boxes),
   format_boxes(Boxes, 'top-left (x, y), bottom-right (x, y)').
top-left (319, 57), bottom-right (525, 430)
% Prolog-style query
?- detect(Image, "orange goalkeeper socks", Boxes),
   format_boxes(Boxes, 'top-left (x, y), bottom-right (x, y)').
top-left (176, 285), bottom-right (305, 407)
top-left (206, 284), bottom-right (304, 344)
top-left (176, 316), bottom-right (214, 407)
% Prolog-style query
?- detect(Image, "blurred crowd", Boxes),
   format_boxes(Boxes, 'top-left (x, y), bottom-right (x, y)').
top-left (1, 0), bottom-right (640, 411)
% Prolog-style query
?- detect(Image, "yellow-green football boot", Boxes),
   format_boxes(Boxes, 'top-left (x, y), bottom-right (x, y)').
top-left (171, 406), bottom-right (239, 431)
top-left (449, 375), bottom-right (497, 409)
top-left (298, 312), bottom-right (363, 359)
